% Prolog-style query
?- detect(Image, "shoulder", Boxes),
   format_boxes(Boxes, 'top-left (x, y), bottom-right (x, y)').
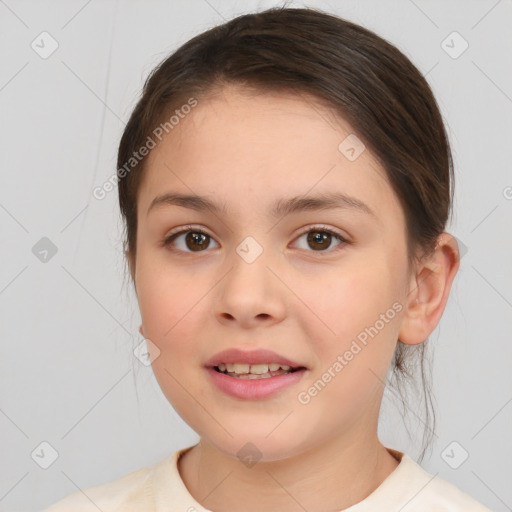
top-left (392, 453), bottom-right (492, 511)
top-left (41, 454), bottom-right (173, 512)
top-left (413, 471), bottom-right (492, 511)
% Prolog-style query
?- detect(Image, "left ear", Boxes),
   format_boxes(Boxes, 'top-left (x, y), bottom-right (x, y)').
top-left (398, 232), bottom-right (460, 346)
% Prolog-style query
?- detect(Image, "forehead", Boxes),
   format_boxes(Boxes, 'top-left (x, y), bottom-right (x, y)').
top-left (139, 86), bottom-right (402, 225)
top-left (170, 85), bottom-right (367, 158)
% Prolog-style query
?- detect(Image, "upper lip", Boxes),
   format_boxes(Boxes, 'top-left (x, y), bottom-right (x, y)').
top-left (205, 348), bottom-right (306, 369)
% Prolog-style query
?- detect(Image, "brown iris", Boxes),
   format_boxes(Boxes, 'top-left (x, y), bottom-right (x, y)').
top-left (185, 232), bottom-right (209, 251)
top-left (307, 231), bottom-right (332, 251)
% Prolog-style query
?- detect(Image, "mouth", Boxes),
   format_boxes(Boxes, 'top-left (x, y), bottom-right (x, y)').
top-left (212, 363), bottom-right (306, 380)
top-left (204, 348), bottom-right (308, 398)
top-left (206, 363), bottom-right (308, 400)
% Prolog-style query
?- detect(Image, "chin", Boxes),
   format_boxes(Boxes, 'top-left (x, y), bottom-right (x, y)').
top-left (204, 429), bottom-right (309, 465)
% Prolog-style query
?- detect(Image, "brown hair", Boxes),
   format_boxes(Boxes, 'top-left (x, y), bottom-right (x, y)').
top-left (117, 6), bottom-right (454, 463)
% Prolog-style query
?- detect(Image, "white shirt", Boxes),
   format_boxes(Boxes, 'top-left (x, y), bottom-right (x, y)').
top-left (43, 444), bottom-right (492, 511)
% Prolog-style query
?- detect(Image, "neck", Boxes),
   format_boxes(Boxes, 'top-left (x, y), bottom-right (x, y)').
top-left (178, 431), bottom-right (400, 512)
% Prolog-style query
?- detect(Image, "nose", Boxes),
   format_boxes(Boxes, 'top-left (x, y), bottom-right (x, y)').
top-left (212, 247), bottom-right (287, 329)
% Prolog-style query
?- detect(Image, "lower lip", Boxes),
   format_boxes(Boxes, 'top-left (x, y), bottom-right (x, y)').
top-left (206, 367), bottom-right (307, 400)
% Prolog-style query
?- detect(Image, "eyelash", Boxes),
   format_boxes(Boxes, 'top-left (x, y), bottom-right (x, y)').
top-left (162, 224), bottom-right (350, 255)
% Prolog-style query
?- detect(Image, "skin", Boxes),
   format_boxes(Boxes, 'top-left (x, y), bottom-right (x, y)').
top-left (127, 84), bottom-right (460, 512)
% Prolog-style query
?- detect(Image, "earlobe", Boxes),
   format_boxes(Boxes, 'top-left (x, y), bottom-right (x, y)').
top-left (398, 233), bottom-right (460, 346)
top-left (125, 250), bottom-right (137, 291)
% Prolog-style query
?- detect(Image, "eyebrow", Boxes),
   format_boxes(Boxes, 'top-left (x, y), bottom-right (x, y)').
top-left (146, 191), bottom-right (376, 219)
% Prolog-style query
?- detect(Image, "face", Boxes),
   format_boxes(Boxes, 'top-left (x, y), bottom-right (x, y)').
top-left (131, 85), bottom-right (412, 461)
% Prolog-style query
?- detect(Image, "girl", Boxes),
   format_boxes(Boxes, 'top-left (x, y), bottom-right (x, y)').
top-left (45, 6), bottom-right (491, 511)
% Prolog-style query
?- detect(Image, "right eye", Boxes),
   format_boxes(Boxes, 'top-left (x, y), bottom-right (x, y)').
top-left (163, 226), bottom-right (220, 253)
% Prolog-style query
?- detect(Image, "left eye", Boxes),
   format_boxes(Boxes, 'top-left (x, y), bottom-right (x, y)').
top-left (163, 226), bottom-right (348, 253)
top-left (293, 227), bottom-right (348, 253)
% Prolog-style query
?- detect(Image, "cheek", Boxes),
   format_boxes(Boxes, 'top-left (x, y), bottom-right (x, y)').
top-left (298, 261), bottom-right (401, 364)
top-left (137, 256), bottom-right (208, 368)
top-left (294, 272), bottom-right (400, 423)
top-left (136, 262), bottom-right (208, 415)
top-left (135, 251), bottom-right (205, 339)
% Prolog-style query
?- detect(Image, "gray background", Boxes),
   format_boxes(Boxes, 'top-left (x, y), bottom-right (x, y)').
top-left (0, 0), bottom-right (511, 510)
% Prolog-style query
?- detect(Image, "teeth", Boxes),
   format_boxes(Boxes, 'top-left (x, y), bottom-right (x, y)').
top-left (233, 363), bottom-right (250, 374)
top-left (249, 364), bottom-right (268, 374)
top-left (237, 373), bottom-right (273, 380)
top-left (216, 363), bottom-right (295, 375)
